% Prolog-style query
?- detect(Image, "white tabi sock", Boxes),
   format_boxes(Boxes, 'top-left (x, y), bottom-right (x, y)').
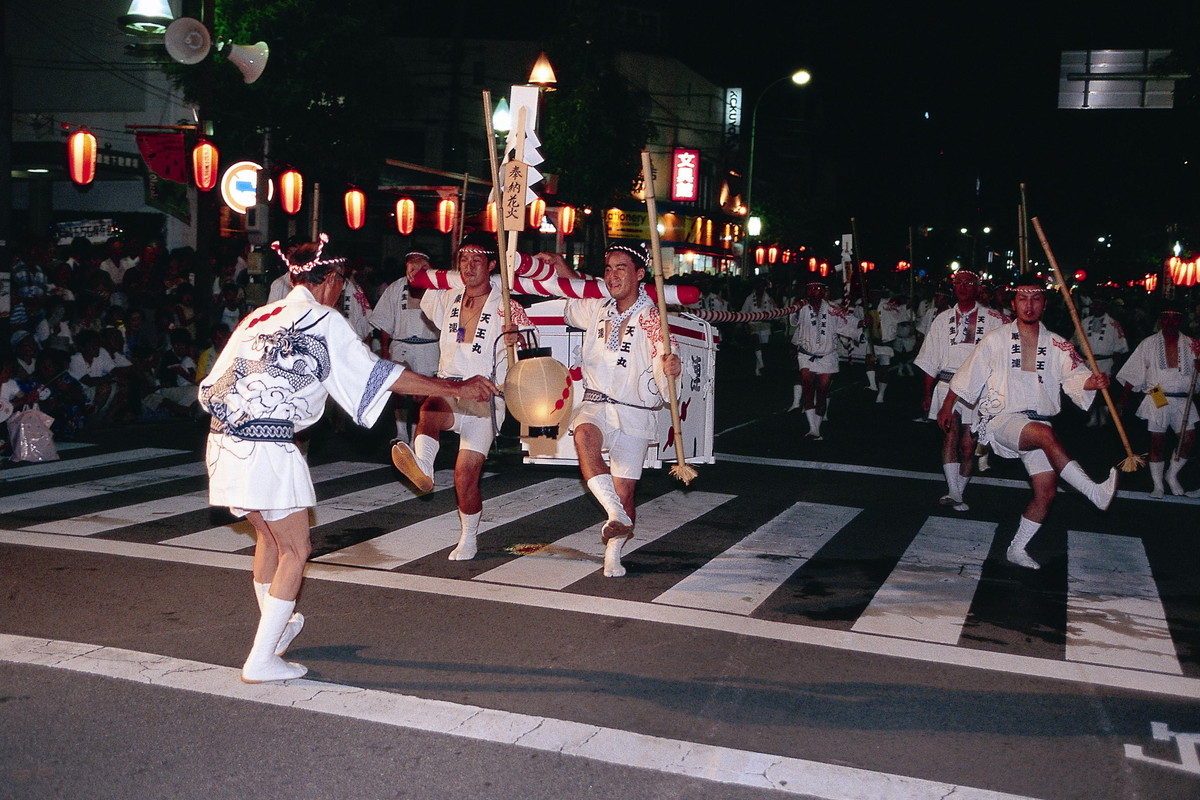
top-left (253, 581), bottom-right (304, 655)
top-left (604, 536), bottom-right (627, 578)
top-left (754, 350), bottom-right (764, 375)
top-left (941, 463), bottom-right (962, 502)
top-left (804, 409), bottom-right (822, 438)
top-left (865, 370), bottom-right (878, 391)
top-left (788, 385), bottom-right (802, 411)
top-left (1149, 461), bottom-right (1166, 499)
top-left (1166, 457), bottom-right (1188, 495)
top-left (875, 384), bottom-right (887, 403)
top-left (242, 595), bottom-right (307, 683)
top-left (394, 418), bottom-right (410, 444)
top-left (392, 434), bottom-right (438, 493)
top-left (587, 474), bottom-right (632, 538)
top-left (449, 510), bottom-right (481, 560)
top-left (413, 434), bottom-right (437, 477)
top-left (1007, 516), bottom-right (1042, 570)
top-left (1061, 461), bottom-right (1118, 511)
top-left (953, 471), bottom-right (971, 511)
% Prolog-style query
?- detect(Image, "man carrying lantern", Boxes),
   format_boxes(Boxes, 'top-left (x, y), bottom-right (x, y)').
top-left (539, 244), bottom-right (682, 577)
top-left (199, 235), bottom-right (498, 684)
top-left (391, 231), bottom-right (532, 561)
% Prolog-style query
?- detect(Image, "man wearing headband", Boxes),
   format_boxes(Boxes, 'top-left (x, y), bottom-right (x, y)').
top-left (740, 278), bottom-right (778, 377)
top-left (1073, 294), bottom-right (1128, 427)
top-left (200, 235), bottom-right (499, 684)
top-left (788, 278), bottom-right (860, 440)
top-left (939, 273), bottom-right (1116, 570)
top-left (369, 251), bottom-right (441, 443)
top-left (391, 231), bottom-right (533, 561)
top-left (914, 269), bottom-right (1006, 510)
top-left (542, 243), bottom-right (682, 577)
top-left (1116, 301), bottom-right (1200, 498)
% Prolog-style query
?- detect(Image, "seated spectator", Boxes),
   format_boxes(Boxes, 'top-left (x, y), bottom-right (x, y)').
top-left (67, 329), bottom-right (133, 425)
top-left (0, 355), bottom-right (34, 459)
top-left (216, 283), bottom-right (245, 330)
top-left (11, 331), bottom-right (39, 381)
top-left (17, 350), bottom-right (88, 440)
top-left (196, 323), bottom-right (230, 383)
top-left (142, 328), bottom-right (199, 419)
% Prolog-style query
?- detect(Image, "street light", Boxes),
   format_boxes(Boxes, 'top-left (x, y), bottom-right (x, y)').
top-left (743, 69), bottom-right (812, 275)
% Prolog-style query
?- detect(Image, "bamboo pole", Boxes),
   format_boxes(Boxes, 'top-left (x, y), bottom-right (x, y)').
top-left (640, 150), bottom-right (696, 485)
top-left (1175, 364), bottom-right (1198, 461)
top-left (481, 90), bottom-right (516, 369)
top-left (1031, 216), bottom-right (1145, 471)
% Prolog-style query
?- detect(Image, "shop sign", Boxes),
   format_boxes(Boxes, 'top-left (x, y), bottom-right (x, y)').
top-left (605, 209), bottom-right (650, 239)
top-left (671, 148), bottom-right (700, 202)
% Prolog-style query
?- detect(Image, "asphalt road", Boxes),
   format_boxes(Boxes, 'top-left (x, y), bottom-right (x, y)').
top-left (2, 337), bottom-right (1199, 800)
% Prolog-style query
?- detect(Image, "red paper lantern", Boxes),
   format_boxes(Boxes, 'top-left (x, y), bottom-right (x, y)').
top-left (754, 246), bottom-right (765, 266)
top-left (279, 169), bottom-right (303, 215)
top-left (528, 197), bottom-right (546, 228)
top-left (344, 188), bottom-right (366, 230)
top-left (483, 201), bottom-right (497, 233)
top-left (559, 205), bottom-right (576, 236)
top-left (67, 129), bottom-right (97, 186)
top-left (395, 197), bottom-right (415, 235)
top-left (767, 245), bottom-right (779, 264)
top-left (436, 198), bottom-right (457, 234)
top-left (191, 139), bottom-right (219, 191)
top-left (1176, 258), bottom-right (1199, 288)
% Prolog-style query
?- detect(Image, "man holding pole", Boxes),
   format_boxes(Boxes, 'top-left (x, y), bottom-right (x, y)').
top-left (939, 273), bottom-right (1117, 570)
top-left (391, 231), bottom-right (532, 561)
top-left (541, 245), bottom-right (682, 577)
top-left (1116, 301), bottom-right (1200, 498)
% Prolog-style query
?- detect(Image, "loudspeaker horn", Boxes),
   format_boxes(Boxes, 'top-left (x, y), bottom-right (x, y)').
top-left (219, 40), bottom-right (270, 84)
top-left (163, 17), bottom-right (211, 65)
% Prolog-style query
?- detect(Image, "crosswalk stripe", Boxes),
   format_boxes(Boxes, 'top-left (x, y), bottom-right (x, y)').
top-left (0, 462), bottom-right (208, 515)
top-left (851, 517), bottom-right (996, 644)
top-left (1067, 530), bottom-right (1182, 675)
top-left (19, 461), bottom-right (384, 538)
top-left (0, 448), bottom-right (188, 483)
top-left (652, 502), bottom-right (860, 615)
top-left (163, 469), bottom-right (457, 552)
top-left (474, 491), bottom-right (735, 590)
top-left (314, 478), bottom-right (584, 570)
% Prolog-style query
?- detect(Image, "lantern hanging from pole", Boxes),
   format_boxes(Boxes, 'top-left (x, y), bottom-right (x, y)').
top-left (503, 347), bottom-right (573, 438)
top-left (559, 204), bottom-right (575, 236)
top-left (483, 200), bottom-right (498, 233)
top-left (67, 129), bottom-right (97, 186)
top-left (1177, 258), bottom-right (1199, 288)
top-left (528, 197), bottom-right (546, 228)
top-left (395, 197), bottom-right (415, 235)
top-left (767, 245), bottom-right (779, 264)
top-left (344, 188), bottom-right (366, 230)
top-left (436, 198), bottom-right (457, 234)
top-left (279, 169), bottom-right (303, 215)
top-left (754, 246), bottom-right (765, 266)
top-left (191, 139), bottom-right (219, 191)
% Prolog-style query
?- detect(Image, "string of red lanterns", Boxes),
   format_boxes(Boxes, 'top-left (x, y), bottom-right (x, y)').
top-left (1167, 255), bottom-right (1199, 288)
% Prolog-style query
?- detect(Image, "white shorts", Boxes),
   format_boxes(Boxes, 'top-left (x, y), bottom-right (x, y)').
top-left (444, 395), bottom-right (502, 456)
top-left (796, 351), bottom-right (839, 375)
top-left (1136, 396), bottom-right (1198, 435)
top-left (929, 380), bottom-right (978, 424)
top-left (985, 412), bottom-right (1050, 460)
top-left (569, 403), bottom-right (650, 480)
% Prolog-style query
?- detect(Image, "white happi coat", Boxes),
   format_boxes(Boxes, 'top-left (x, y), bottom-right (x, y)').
top-left (1074, 312), bottom-right (1128, 373)
top-left (200, 285), bottom-right (403, 511)
top-left (949, 321), bottom-right (1096, 455)
top-left (1116, 332), bottom-right (1200, 431)
top-left (369, 277), bottom-right (440, 375)
top-left (790, 299), bottom-right (859, 373)
top-left (565, 295), bottom-right (672, 440)
top-left (421, 279), bottom-right (533, 387)
top-left (914, 302), bottom-right (1007, 420)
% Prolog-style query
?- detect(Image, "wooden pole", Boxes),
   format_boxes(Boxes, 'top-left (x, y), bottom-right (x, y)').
top-left (640, 150), bottom-right (696, 485)
top-left (481, 90), bottom-right (516, 369)
top-left (1031, 216), bottom-right (1144, 471)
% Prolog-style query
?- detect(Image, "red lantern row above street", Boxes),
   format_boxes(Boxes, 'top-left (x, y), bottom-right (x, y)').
top-left (1167, 256), bottom-right (1199, 288)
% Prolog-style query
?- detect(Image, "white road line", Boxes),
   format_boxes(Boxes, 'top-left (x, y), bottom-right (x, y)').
top-left (474, 491), bottom-right (735, 590)
top-left (164, 469), bottom-right (457, 552)
top-left (0, 462), bottom-right (208, 515)
top-left (314, 478), bottom-right (584, 569)
top-left (19, 462), bottom-right (385, 537)
top-left (653, 501), bottom-right (859, 615)
top-left (852, 517), bottom-right (996, 644)
top-left (715, 453), bottom-right (1200, 504)
top-left (0, 448), bottom-right (188, 483)
top-left (2, 530), bottom-right (1198, 698)
top-left (0, 634), bottom-right (1042, 800)
top-left (1067, 530), bottom-right (1183, 675)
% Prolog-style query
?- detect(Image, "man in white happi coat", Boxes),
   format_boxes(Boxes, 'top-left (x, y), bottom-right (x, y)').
top-left (543, 244), bottom-right (681, 577)
top-left (368, 251), bottom-right (441, 443)
top-left (914, 270), bottom-right (1006, 510)
top-left (740, 278), bottom-right (777, 376)
top-left (1117, 303), bottom-right (1200, 498)
top-left (940, 274), bottom-right (1116, 570)
top-left (391, 232), bottom-right (533, 561)
top-left (789, 279), bottom-right (860, 440)
top-left (869, 290), bottom-right (916, 403)
top-left (1073, 296), bottom-right (1128, 427)
top-left (199, 235), bottom-right (497, 684)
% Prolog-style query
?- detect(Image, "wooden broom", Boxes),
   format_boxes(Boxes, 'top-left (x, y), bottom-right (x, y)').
top-left (640, 150), bottom-right (697, 485)
top-left (1031, 216), bottom-right (1145, 471)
